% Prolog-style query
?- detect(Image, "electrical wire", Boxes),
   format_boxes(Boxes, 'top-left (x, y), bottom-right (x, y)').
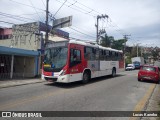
top-left (0, 14), bottom-right (30, 23)
top-left (63, 27), bottom-right (96, 40)
top-left (0, 12), bottom-right (37, 22)
top-left (55, 0), bottom-right (95, 17)
top-left (41, 0), bottom-right (46, 8)
top-left (7, 0), bottom-right (45, 11)
top-left (72, 26), bottom-right (96, 36)
top-left (28, 0), bottom-right (44, 22)
top-left (69, 27), bottom-right (96, 39)
top-left (55, 0), bottom-right (129, 39)
top-left (6, 0), bottom-right (130, 41)
top-left (53, 0), bottom-right (67, 17)
top-left (68, 0), bottom-right (130, 37)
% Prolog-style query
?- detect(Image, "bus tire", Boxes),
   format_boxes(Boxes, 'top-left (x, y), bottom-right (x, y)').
top-left (112, 68), bottom-right (116, 77)
top-left (156, 80), bottom-right (160, 84)
top-left (82, 71), bottom-right (90, 84)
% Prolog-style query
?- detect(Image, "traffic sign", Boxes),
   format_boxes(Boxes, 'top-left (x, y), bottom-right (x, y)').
top-left (52, 16), bottom-right (72, 29)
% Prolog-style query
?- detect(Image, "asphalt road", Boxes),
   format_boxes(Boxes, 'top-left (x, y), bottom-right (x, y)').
top-left (0, 70), bottom-right (157, 120)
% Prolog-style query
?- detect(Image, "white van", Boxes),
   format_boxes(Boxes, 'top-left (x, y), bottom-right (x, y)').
top-left (125, 64), bottom-right (135, 71)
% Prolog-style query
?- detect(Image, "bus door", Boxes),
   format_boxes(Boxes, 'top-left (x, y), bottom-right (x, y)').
top-left (69, 45), bottom-right (83, 82)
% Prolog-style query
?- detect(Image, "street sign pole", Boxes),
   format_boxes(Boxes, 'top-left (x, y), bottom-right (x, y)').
top-left (45, 0), bottom-right (49, 45)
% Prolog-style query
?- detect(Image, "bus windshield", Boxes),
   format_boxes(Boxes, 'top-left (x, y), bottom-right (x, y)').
top-left (44, 47), bottom-right (68, 69)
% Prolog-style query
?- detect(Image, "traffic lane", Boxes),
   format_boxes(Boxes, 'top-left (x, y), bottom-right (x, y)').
top-left (0, 81), bottom-right (64, 106)
top-left (0, 71), bottom-right (154, 112)
top-left (0, 74), bottom-right (125, 106)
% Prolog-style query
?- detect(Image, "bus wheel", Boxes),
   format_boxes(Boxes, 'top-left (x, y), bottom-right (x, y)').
top-left (156, 80), bottom-right (160, 84)
top-left (112, 68), bottom-right (116, 77)
top-left (82, 72), bottom-right (90, 84)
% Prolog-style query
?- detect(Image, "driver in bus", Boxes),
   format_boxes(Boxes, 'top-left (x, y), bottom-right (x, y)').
top-left (73, 54), bottom-right (77, 61)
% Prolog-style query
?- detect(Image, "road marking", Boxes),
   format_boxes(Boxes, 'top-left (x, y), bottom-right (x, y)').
top-left (129, 84), bottom-right (156, 120)
top-left (0, 89), bottom-right (71, 110)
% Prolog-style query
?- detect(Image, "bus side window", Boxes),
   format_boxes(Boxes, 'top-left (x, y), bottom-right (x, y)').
top-left (105, 50), bottom-right (109, 61)
top-left (99, 49), bottom-right (104, 60)
top-left (70, 49), bottom-right (81, 67)
top-left (84, 47), bottom-right (96, 60)
top-left (95, 49), bottom-right (99, 60)
top-left (84, 47), bottom-right (90, 60)
top-left (109, 51), bottom-right (112, 60)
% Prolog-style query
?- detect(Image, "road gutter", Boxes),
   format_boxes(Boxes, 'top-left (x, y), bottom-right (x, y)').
top-left (129, 84), bottom-right (156, 120)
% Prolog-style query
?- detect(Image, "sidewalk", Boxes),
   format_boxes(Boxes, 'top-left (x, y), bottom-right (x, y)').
top-left (141, 84), bottom-right (160, 120)
top-left (0, 78), bottom-right (46, 89)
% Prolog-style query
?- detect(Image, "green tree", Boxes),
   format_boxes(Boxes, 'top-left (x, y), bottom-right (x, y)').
top-left (151, 48), bottom-right (159, 60)
top-left (125, 52), bottom-right (132, 65)
top-left (100, 34), bottom-right (127, 51)
top-left (112, 39), bottom-right (126, 50)
top-left (100, 34), bottom-right (113, 47)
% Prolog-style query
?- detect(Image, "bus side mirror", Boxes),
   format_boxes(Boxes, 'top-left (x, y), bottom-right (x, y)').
top-left (84, 47), bottom-right (86, 53)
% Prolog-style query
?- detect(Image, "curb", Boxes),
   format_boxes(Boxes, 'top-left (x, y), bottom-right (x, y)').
top-left (129, 84), bottom-right (157, 120)
top-left (141, 85), bottom-right (160, 120)
top-left (0, 80), bottom-right (46, 89)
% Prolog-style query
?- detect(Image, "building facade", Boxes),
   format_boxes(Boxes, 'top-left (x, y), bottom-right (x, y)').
top-left (0, 22), bottom-right (69, 79)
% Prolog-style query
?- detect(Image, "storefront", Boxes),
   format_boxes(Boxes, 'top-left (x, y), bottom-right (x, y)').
top-left (0, 46), bottom-right (39, 79)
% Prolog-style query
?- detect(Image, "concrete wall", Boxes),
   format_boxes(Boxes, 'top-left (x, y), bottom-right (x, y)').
top-left (0, 35), bottom-right (42, 51)
top-left (0, 39), bottom-right (12, 47)
top-left (12, 34), bottom-right (41, 51)
top-left (0, 28), bottom-right (12, 35)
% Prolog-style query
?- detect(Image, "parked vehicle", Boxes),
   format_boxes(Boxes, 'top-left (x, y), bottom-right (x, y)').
top-left (133, 61), bottom-right (140, 69)
top-left (138, 65), bottom-right (160, 84)
top-left (132, 57), bottom-right (144, 69)
top-left (125, 64), bottom-right (135, 71)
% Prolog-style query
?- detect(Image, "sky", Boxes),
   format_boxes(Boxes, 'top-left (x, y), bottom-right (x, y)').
top-left (0, 0), bottom-right (160, 47)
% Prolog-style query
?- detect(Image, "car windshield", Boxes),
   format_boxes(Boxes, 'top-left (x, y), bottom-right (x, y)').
top-left (44, 47), bottom-right (68, 69)
top-left (142, 66), bottom-right (156, 72)
top-left (127, 64), bottom-right (133, 67)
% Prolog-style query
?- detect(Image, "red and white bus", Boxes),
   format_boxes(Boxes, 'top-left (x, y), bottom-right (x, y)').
top-left (42, 40), bottom-right (124, 83)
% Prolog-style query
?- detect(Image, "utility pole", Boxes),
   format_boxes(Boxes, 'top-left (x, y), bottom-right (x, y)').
top-left (45, 0), bottom-right (49, 46)
top-left (137, 44), bottom-right (138, 57)
top-left (123, 34), bottom-right (131, 66)
top-left (95, 14), bottom-right (108, 44)
top-left (96, 16), bottom-right (99, 44)
top-left (123, 34), bottom-right (130, 54)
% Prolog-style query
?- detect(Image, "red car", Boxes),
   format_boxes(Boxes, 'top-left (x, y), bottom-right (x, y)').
top-left (138, 65), bottom-right (160, 84)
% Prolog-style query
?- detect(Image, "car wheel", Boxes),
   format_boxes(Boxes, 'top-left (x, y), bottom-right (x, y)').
top-left (138, 78), bottom-right (141, 82)
top-left (44, 77), bottom-right (48, 81)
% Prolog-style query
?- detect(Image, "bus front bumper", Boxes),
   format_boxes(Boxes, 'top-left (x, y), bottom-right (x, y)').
top-left (44, 74), bottom-right (70, 83)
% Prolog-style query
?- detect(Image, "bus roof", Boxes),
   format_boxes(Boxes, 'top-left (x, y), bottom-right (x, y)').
top-left (69, 40), bottom-right (99, 48)
top-left (69, 39), bottom-right (123, 53)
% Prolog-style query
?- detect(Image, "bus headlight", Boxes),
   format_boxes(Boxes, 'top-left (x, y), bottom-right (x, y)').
top-left (60, 70), bottom-right (66, 76)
